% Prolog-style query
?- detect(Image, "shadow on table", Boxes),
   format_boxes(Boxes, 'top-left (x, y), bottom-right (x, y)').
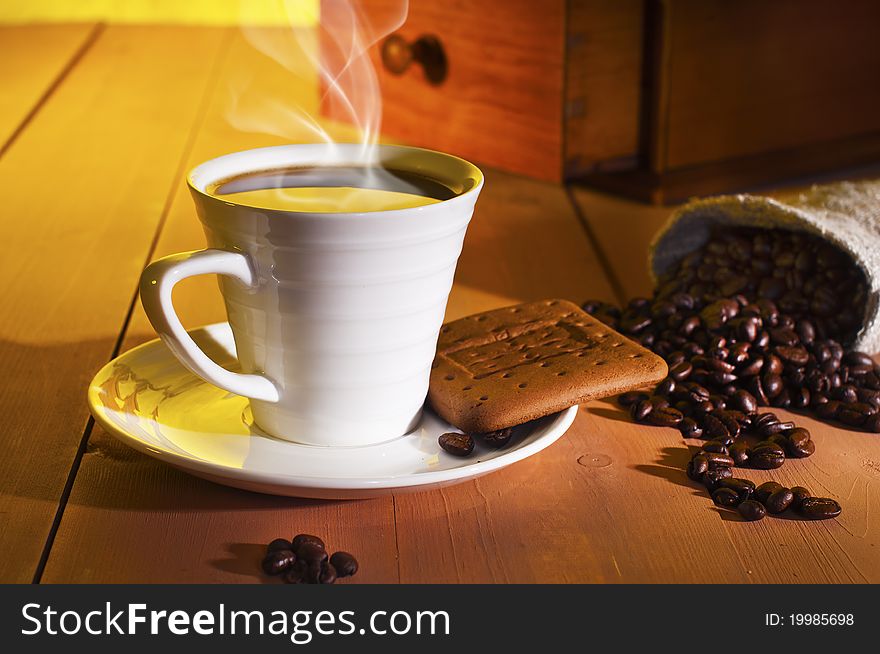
top-left (209, 542), bottom-right (270, 582)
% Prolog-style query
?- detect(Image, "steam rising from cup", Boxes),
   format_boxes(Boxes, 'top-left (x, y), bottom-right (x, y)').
top-left (223, 0), bottom-right (418, 210)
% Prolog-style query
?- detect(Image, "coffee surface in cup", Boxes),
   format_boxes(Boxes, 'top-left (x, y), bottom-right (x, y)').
top-left (208, 165), bottom-right (454, 213)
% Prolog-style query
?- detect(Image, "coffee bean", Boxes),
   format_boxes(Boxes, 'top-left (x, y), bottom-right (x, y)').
top-left (319, 562), bottom-right (338, 584)
top-left (439, 432), bottom-right (475, 456)
top-left (480, 428), bottom-right (513, 448)
top-left (787, 439), bottom-right (815, 458)
top-left (796, 497), bottom-right (842, 520)
top-left (866, 414), bottom-right (880, 433)
top-left (750, 449), bottom-right (785, 469)
top-left (655, 378), bottom-right (677, 396)
top-left (670, 361), bottom-right (693, 381)
top-left (783, 427), bottom-right (811, 448)
top-left (688, 454), bottom-right (709, 480)
top-left (730, 390), bottom-right (757, 414)
top-left (703, 452), bottom-right (735, 469)
top-left (719, 477), bottom-right (756, 502)
top-left (283, 560), bottom-right (308, 584)
top-left (296, 542), bottom-right (328, 565)
top-left (774, 345), bottom-right (809, 366)
top-left (754, 481), bottom-right (785, 505)
top-left (790, 486), bottom-right (811, 511)
top-left (730, 441), bottom-right (750, 466)
top-left (267, 538), bottom-right (293, 554)
top-left (738, 500), bottom-right (767, 521)
top-left (618, 391), bottom-right (649, 407)
top-left (679, 417), bottom-right (704, 439)
top-left (702, 440), bottom-right (729, 455)
top-left (758, 420), bottom-right (795, 437)
top-left (702, 413), bottom-right (730, 440)
top-left (631, 400), bottom-right (653, 422)
top-left (292, 534), bottom-right (325, 553)
top-left (815, 399), bottom-right (841, 420)
top-left (702, 466), bottom-right (733, 491)
top-left (262, 549), bottom-right (296, 575)
top-left (329, 552), bottom-right (359, 578)
top-left (765, 488), bottom-right (794, 514)
top-left (649, 406), bottom-right (684, 427)
top-left (712, 488), bottom-right (741, 507)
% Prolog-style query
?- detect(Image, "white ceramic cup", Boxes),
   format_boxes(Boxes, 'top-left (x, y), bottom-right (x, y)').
top-left (139, 144), bottom-right (483, 446)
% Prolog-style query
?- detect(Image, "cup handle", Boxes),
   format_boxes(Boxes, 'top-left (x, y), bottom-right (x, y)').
top-left (139, 249), bottom-right (280, 402)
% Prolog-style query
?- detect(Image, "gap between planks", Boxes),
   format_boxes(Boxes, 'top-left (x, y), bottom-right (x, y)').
top-left (30, 27), bottom-right (237, 584)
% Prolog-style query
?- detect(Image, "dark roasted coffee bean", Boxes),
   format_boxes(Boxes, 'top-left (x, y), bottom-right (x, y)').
top-left (796, 319), bottom-right (816, 345)
top-left (738, 500), bottom-right (767, 521)
top-left (783, 427), bottom-right (811, 448)
top-left (702, 466), bottom-right (733, 491)
top-left (754, 481), bottom-right (784, 505)
top-left (618, 391), bottom-right (649, 407)
top-left (292, 534), bottom-right (325, 553)
top-left (790, 486), bottom-right (811, 511)
top-left (836, 385), bottom-right (858, 403)
top-left (765, 354), bottom-right (784, 376)
top-left (687, 455), bottom-right (709, 481)
top-left (262, 550), bottom-right (296, 576)
top-left (329, 552), bottom-right (359, 578)
top-left (796, 497), bottom-right (842, 520)
top-left (867, 414), bottom-right (880, 433)
top-left (296, 542), bottom-right (329, 565)
top-left (762, 373), bottom-right (784, 399)
top-left (730, 390), bottom-right (757, 414)
top-left (679, 417), bottom-right (704, 439)
top-left (754, 412), bottom-right (779, 428)
top-left (439, 432), bottom-right (475, 456)
top-left (752, 441), bottom-right (785, 457)
top-left (748, 376), bottom-right (769, 406)
top-left (730, 441), bottom-right (750, 466)
top-left (480, 428), bottom-right (513, 448)
top-left (838, 407), bottom-right (867, 427)
top-left (845, 351), bottom-right (875, 368)
top-left (703, 452), bottom-right (735, 469)
top-left (708, 395), bottom-right (728, 411)
top-left (670, 361), bottom-right (693, 381)
top-left (267, 538), bottom-right (293, 554)
top-left (702, 413), bottom-right (730, 440)
top-left (758, 420), bottom-right (795, 437)
top-left (815, 399), bottom-right (841, 420)
top-left (788, 439), bottom-right (815, 458)
top-left (655, 378), bottom-right (676, 396)
top-left (319, 562), bottom-right (338, 584)
top-left (283, 560), bottom-right (308, 584)
top-left (770, 328), bottom-right (799, 346)
top-left (712, 488), bottom-right (741, 507)
top-left (767, 433), bottom-right (789, 448)
top-left (631, 399), bottom-right (653, 422)
top-left (750, 448), bottom-right (785, 469)
top-left (719, 477), bottom-right (755, 502)
top-left (712, 410), bottom-right (741, 438)
top-left (737, 357), bottom-right (764, 377)
top-left (790, 386), bottom-right (811, 408)
top-left (701, 440), bottom-right (729, 455)
top-left (774, 345), bottom-right (809, 366)
top-left (765, 488), bottom-right (794, 514)
top-left (649, 406), bottom-right (683, 427)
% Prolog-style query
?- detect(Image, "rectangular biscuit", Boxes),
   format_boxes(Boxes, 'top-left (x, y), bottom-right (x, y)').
top-left (428, 299), bottom-right (668, 432)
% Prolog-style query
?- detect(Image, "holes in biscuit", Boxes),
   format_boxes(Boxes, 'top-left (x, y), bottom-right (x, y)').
top-left (463, 386), bottom-right (472, 391)
top-left (631, 353), bottom-right (643, 359)
top-left (480, 395), bottom-right (489, 401)
top-left (502, 373), bottom-right (513, 378)
top-left (557, 371), bottom-right (567, 376)
top-left (595, 360), bottom-right (607, 366)
top-left (445, 374), bottom-right (455, 381)
top-left (476, 316), bottom-right (487, 321)
top-left (612, 342), bottom-right (624, 347)
top-left (548, 300), bottom-right (559, 306)
top-left (518, 383), bottom-right (528, 389)
top-left (540, 362), bottom-right (550, 367)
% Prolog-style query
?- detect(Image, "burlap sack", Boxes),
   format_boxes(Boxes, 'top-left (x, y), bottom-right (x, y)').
top-left (649, 180), bottom-right (880, 354)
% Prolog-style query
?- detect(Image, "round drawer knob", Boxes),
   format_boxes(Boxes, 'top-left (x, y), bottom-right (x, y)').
top-left (381, 33), bottom-right (448, 85)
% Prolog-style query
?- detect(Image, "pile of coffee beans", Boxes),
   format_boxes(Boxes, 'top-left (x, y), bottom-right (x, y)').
top-left (261, 534), bottom-right (358, 584)
top-left (584, 226), bottom-right (880, 522)
top-left (438, 428), bottom-right (513, 457)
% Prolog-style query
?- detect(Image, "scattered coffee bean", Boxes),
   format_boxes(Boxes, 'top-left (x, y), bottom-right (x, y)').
top-left (796, 497), bottom-right (842, 520)
top-left (618, 391), bottom-right (649, 407)
top-left (262, 549), bottom-right (296, 576)
top-left (283, 560), bottom-right (307, 584)
top-left (702, 466), bottom-right (733, 491)
top-left (480, 428), bottom-right (513, 448)
top-left (297, 541), bottom-right (329, 566)
top-left (753, 481), bottom-right (784, 505)
top-left (438, 432), bottom-right (475, 456)
top-left (319, 562), bottom-right (338, 585)
top-left (738, 500), bottom-right (767, 521)
top-left (267, 538), bottom-right (293, 553)
top-left (712, 487), bottom-right (741, 507)
top-left (330, 552), bottom-right (359, 578)
top-left (790, 486), bottom-right (811, 511)
top-left (765, 488), bottom-right (794, 514)
top-left (292, 534), bottom-right (325, 553)
top-left (719, 478), bottom-right (755, 503)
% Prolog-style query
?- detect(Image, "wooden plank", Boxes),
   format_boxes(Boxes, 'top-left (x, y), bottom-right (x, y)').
top-left (0, 24), bottom-right (96, 150)
top-left (567, 185), bottom-right (880, 582)
top-left (41, 28), bottom-right (399, 584)
top-left (0, 25), bottom-right (228, 583)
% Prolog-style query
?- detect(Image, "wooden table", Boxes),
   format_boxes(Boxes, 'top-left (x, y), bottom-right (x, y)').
top-left (2, 24), bottom-right (879, 584)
